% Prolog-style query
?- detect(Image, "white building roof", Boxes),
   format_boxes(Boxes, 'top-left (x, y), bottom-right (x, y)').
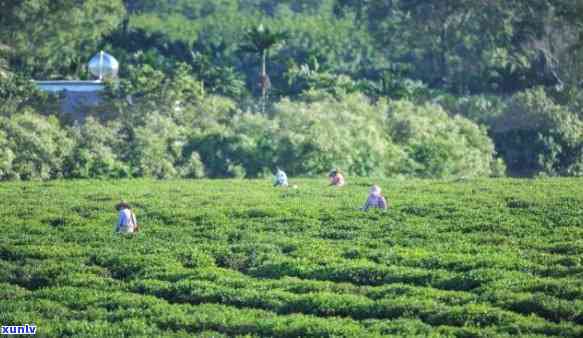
top-left (34, 80), bottom-right (105, 93)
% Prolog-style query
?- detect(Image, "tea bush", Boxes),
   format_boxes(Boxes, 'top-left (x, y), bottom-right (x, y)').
top-left (0, 178), bottom-right (582, 336)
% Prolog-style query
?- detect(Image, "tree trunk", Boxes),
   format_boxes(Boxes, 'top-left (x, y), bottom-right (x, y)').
top-left (261, 49), bottom-right (267, 99)
top-left (261, 49), bottom-right (267, 78)
top-left (259, 49), bottom-right (268, 113)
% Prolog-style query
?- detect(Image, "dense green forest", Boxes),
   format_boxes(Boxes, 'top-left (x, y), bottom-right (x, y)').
top-left (1, 0), bottom-right (583, 180)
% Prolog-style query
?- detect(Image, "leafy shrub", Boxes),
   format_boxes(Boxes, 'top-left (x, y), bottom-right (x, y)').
top-left (0, 113), bottom-right (72, 180)
top-left (128, 113), bottom-right (185, 179)
top-left (385, 100), bottom-right (501, 178)
top-left (436, 94), bottom-right (507, 126)
top-left (64, 117), bottom-right (129, 178)
top-left (177, 151), bottom-right (206, 178)
top-left (493, 87), bottom-right (583, 177)
top-left (0, 129), bottom-right (15, 178)
top-left (269, 94), bottom-right (389, 176)
top-left (177, 248), bottom-right (216, 269)
top-left (0, 89), bottom-right (506, 179)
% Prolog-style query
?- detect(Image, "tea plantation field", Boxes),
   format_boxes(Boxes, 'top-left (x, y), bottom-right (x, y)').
top-left (1, 178), bottom-right (583, 337)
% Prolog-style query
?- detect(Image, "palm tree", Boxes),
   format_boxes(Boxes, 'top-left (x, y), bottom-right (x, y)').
top-left (240, 24), bottom-right (287, 112)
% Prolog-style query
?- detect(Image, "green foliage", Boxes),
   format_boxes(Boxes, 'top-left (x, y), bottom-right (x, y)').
top-left (177, 152), bottom-right (206, 179)
top-left (0, 72), bottom-right (55, 117)
top-left (267, 94), bottom-right (389, 176)
top-left (1, 178), bottom-right (583, 336)
top-left (102, 63), bottom-right (204, 124)
top-left (0, 113), bottom-right (72, 180)
top-left (435, 94), bottom-right (507, 127)
top-left (0, 91), bottom-right (505, 180)
top-left (240, 24), bottom-right (288, 56)
top-left (1, 0), bottom-right (125, 77)
top-left (0, 130), bottom-right (15, 178)
top-left (385, 100), bottom-right (500, 178)
top-left (3, 0), bottom-right (583, 180)
top-left (4, 0), bottom-right (583, 98)
top-left (106, 0), bottom-right (583, 103)
top-left (64, 117), bottom-right (128, 179)
top-left (285, 61), bottom-right (367, 99)
top-left (128, 113), bottom-right (184, 179)
top-left (493, 87), bottom-right (583, 177)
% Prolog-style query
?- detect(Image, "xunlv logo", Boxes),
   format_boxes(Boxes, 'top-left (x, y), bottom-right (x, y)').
top-left (1, 325), bottom-right (37, 335)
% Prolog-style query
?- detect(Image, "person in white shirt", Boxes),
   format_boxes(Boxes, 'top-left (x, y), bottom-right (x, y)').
top-left (273, 168), bottom-right (288, 187)
top-left (115, 201), bottom-right (138, 233)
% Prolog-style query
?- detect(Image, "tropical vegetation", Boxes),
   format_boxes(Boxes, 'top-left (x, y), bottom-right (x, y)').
top-left (2, 1), bottom-right (583, 179)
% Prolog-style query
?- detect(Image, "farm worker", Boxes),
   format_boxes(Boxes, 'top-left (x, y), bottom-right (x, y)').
top-left (328, 169), bottom-right (345, 187)
top-left (273, 168), bottom-right (288, 187)
top-left (361, 185), bottom-right (388, 211)
top-left (115, 201), bottom-right (139, 233)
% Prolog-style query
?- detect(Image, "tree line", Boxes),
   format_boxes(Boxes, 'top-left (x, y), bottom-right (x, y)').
top-left (1, 0), bottom-right (583, 179)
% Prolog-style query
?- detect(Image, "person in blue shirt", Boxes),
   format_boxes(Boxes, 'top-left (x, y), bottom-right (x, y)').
top-left (361, 185), bottom-right (388, 211)
top-left (115, 201), bottom-right (139, 233)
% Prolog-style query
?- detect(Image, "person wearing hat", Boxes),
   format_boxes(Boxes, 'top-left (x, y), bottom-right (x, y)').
top-left (273, 168), bottom-right (289, 187)
top-left (361, 185), bottom-right (388, 211)
top-left (328, 169), bottom-right (345, 187)
top-left (115, 201), bottom-right (139, 233)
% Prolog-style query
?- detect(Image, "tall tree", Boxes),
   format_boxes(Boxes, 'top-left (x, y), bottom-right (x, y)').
top-left (0, 0), bottom-right (125, 78)
top-left (340, 0), bottom-right (583, 94)
top-left (240, 24), bottom-right (287, 111)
